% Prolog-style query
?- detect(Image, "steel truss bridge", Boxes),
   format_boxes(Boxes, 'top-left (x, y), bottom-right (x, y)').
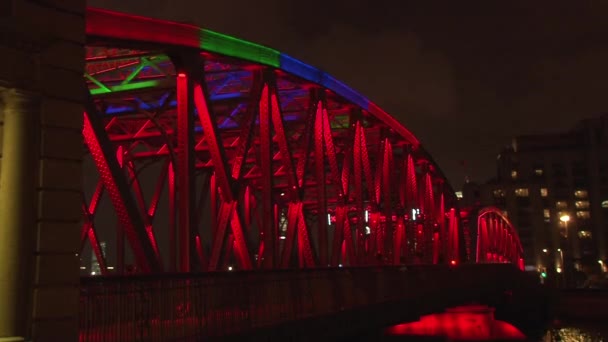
top-left (79, 8), bottom-right (530, 341)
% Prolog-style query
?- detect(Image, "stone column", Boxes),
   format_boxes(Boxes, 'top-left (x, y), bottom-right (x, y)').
top-left (0, 1), bottom-right (85, 340)
top-left (0, 89), bottom-right (39, 342)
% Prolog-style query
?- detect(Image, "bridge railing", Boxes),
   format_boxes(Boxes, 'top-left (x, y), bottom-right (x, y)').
top-left (79, 264), bottom-right (525, 341)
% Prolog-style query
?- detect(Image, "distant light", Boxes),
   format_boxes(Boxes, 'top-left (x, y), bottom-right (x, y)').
top-left (540, 272), bottom-right (547, 278)
top-left (228, 266), bottom-right (233, 271)
top-left (327, 213), bottom-right (332, 226)
top-left (280, 192), bottom-right (285, 196)
top-left (599, 260), bottom-right (604, 265)
top-left (412, 208), bottom-right (417, 221)
top-left (364, 210), bottom-right (369, 222)
top-left (450, 260), bottom-right (457, 266)
top-left (107, 266), bottom-right (114, 270)
top-left (560, 215), bottom-right (570, 223)
top-left (338, 264), bottom-right (343, 268)
top-left (365, 226), bottom-right (371, 235)
top-left (90, 271), bottom-right (96, 276)
top-left (556, 267), bottom-right (562, 273)
top-left (178, 72), bottom-right (186, 78)
top-left (557, 248), bottom-right (561, 252)
top-left (542, 249), bottom-right (548, 253)
top-left (279, 236), bottom-right (286, 240)
top-left (80, 266), bottom-right (86, 270)
top-left (455, 191), bottom-right (463, 199)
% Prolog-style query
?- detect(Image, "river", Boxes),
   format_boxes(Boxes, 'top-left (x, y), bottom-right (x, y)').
top-left (542, 322), bottom-right (607, 342)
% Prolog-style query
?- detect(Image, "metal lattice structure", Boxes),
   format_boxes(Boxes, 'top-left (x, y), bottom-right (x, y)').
top-left (80, 8), bottom-right (523, 275)
top-left (476, 207), bottom-right (525, 269)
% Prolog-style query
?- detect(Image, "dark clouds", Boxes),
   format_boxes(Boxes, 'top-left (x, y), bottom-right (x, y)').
top-left (89, 0), bottom-right (608, 188)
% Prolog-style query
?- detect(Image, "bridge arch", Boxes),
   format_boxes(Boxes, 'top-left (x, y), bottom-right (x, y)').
top-left (80, 8), bottom-right (518, 275)
top-left (476, 207), bottom-right (524, 270)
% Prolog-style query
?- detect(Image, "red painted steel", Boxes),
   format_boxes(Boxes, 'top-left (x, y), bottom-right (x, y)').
top-left (176, 72), bottom-right (194, 272)
top-left (83, 109), bottom-right (160, 273)
top-left (80, 11), bottom-right (525, 275)
top-left (475, 207), bottom-right (524, 269)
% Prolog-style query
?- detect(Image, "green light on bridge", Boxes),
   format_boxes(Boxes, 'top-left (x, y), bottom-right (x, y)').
top-left (200, 29), bottom-right (280, 68)
top-left (89, 80), bottom-right (162, 95)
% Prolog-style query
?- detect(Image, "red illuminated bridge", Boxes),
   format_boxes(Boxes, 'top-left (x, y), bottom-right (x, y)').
top-left (78, 8), bottom-right (544, 341)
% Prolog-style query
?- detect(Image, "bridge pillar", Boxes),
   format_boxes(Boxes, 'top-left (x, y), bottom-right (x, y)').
top-left (0, 1), bottom-right (85, 341)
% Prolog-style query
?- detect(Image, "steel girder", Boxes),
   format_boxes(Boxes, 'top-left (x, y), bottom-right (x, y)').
top-left (77, 7), bottom-right (534, 274)
top-left (476, 207), bottom-right (525, 270)
top-left (80, 45), bottom-right (463, 274)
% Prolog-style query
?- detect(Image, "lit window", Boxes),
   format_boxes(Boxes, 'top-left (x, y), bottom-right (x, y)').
top-left (515, 188), bottom-right (529, 197)
top-left (574, 190), bottom-right (588, 198)
top-left (576, 211), bottom-right (590, 219)
top-left (493, 189), bottom-right (505, 198)
top-left (555, 201), bottom-right (568, 210)
top-left (511, 170), bottom-right (518, 179)
top-left (602, 200), bottom-right (608, 208)
top-left (540, 188), bottom-right (548, 197)
top-left (578, 231), bottom-right (592, 239)
top-left (543, 209), bottom-right (550, 222)
top-left (534, 169), bottom-right (544, 176)
top-left (575, 201), bottom-right (590, 209)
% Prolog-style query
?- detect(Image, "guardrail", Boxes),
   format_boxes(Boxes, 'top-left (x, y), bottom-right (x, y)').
top-left (79, 264), bottom-right (526, 341)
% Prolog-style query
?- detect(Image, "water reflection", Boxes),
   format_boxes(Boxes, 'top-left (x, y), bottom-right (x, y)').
top-left (371, 323), bottom-right (607, 341)
top-left (542, 325), bottom-right (606, 342)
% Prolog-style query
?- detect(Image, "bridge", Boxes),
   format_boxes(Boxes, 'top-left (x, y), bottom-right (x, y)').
top-left (0, 5), bottom-right (542, 342)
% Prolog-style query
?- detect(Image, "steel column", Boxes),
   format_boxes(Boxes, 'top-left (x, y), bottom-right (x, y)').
top-left (314, 101), bottom-right (328, 266)
top-left (83, 98), bottom-right (160, 272)
top-left (259, 84), bottom-right (275, 268)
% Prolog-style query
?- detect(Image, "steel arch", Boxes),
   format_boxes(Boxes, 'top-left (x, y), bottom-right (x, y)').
top-left (476, 207), bottom-right (525, 270)
top-left (80, 7), bottom-right (478, 274)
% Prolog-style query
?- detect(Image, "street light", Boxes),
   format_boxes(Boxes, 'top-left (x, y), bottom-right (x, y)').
top-left (560, 214), bottom-right (570, 238)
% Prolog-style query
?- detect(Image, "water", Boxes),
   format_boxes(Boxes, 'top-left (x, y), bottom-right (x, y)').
top-left (542, 323), bottom-right (607, 342)
top-left (362, 322), bottom-right (608, 341)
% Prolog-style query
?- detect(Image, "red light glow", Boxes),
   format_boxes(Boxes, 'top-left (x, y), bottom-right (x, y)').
top-left (386, 305), bottom-right (525, 340)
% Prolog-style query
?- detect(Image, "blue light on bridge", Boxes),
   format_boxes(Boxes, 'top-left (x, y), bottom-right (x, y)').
top-left (279, 53), bottom-right (370, 110)
top-left (279, 54), bottom-right (323, 84)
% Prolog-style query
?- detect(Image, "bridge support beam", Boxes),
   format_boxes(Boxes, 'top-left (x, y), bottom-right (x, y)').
top-left (0, 1), bottom-right (85, 340)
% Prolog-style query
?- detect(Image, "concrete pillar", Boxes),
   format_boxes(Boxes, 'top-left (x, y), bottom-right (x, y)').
top-left (0, 89), bottom-right (39, 341)
top-left (0, 1), bottom-right (85, 341)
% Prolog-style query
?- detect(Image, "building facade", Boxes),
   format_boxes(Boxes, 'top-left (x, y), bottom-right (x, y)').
top-left (463, 115), bottom-right (608, 282)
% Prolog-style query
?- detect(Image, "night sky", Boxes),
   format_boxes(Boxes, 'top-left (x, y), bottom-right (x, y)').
top-left (90, 0), bottom-right (608, 189)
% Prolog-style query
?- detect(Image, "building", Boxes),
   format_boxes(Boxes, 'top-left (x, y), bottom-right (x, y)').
top-left (463, 114), bottom-right (608, 282)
